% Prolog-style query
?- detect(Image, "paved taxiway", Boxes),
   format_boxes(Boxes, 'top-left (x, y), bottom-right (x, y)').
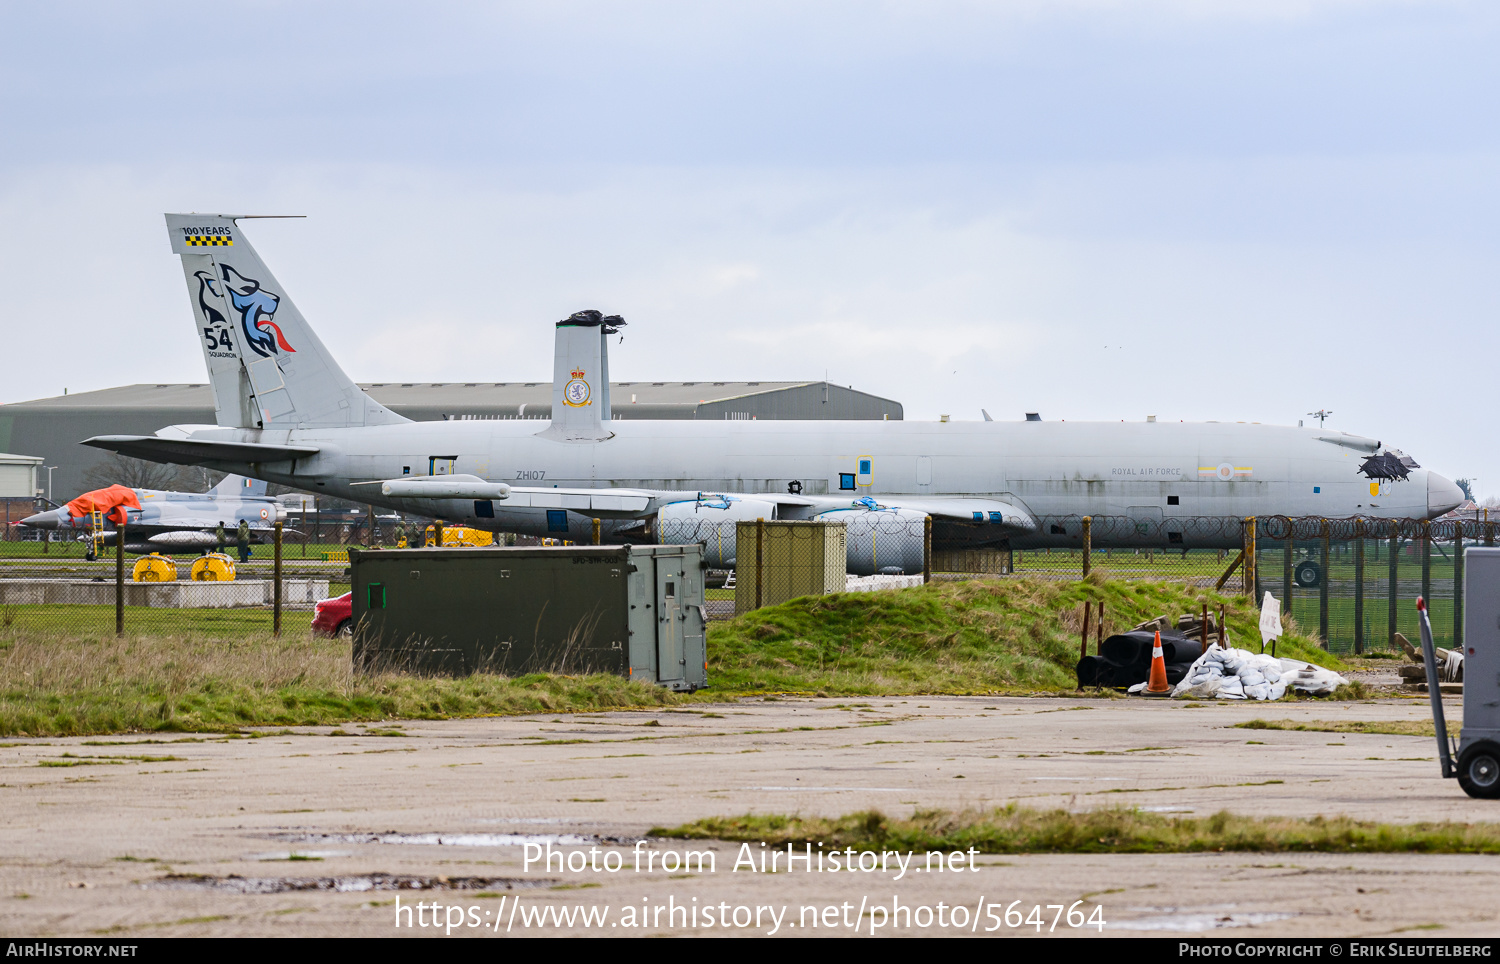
top-left (1, 694), bottom-right (1494, 937)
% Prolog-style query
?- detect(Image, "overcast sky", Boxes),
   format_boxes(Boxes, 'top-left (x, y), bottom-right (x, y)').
top-left (2, 2), bottom-right (1496, 493)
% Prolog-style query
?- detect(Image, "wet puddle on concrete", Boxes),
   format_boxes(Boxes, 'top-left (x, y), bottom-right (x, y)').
top-left (264, 831), bottom-right (621, 847)
top-left (741, 786), bottom-right (908, 792)
top-left (1108, 908), bottom-right (1297, 932)
top-left (151, 873), bottom-right (557, 894)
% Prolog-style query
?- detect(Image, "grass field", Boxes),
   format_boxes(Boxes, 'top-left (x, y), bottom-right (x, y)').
top-left (0, 577), bottom-right (1337, 736)
top-left (653, 806), bottom-right (1500, 855)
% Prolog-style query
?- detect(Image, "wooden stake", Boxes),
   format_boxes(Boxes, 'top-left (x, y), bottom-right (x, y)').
top-left (1080, 602), bottom-right (1092, 663)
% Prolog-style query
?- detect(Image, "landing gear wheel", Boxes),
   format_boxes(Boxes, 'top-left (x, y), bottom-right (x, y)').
top-left (1294, 561), bottom-right (1322, 588)
top-left (1457, 741), bottom-right (1500, 799)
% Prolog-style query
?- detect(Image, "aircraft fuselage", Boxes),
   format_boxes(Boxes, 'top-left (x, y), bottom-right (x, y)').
top-left (162, 417), bottom-right (1454, 549)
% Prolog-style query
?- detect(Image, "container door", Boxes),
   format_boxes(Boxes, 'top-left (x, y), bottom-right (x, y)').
top-left (656, 556), bottom-right (685, 686)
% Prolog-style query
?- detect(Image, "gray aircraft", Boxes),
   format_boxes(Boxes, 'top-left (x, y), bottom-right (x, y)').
top-left (20, 474), bottom-right (284, 556)
top-left (80, 214), bottom-right (1464, 574)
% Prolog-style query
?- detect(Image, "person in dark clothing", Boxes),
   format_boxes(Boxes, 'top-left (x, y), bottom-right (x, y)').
top-left (237, 519), bottom-right (251, 562)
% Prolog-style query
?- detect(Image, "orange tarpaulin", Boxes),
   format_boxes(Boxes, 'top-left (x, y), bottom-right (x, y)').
top-left (65, 485), bottom-right (141, 525)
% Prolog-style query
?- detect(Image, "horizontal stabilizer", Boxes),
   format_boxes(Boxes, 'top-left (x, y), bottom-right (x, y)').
top-left (83, 435), bottom-right (320, 466)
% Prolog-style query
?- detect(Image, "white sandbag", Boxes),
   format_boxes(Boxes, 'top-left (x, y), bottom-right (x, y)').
top-left (1171, 644), bottom-right (1344, 700)
top-left (1277, 658), bottom-right (1350, 696)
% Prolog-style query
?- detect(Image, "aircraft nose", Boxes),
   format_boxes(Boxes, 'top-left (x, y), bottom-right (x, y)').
top-left (19, 510), bottom-right (58, 529)
top-left (1427, 472), bottom-right (1465, 517)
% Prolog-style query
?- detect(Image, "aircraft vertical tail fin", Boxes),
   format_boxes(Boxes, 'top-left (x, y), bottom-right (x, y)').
top-left (538, 310), bottom-right (625, 442)
top-left (165, 214), bottom-right (408, 430)
top-left (207, 474), bottom-right (269, 498)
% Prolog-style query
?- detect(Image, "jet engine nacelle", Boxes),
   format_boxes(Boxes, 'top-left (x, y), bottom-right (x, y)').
top-left (656, 494), bottom-right (780, 567)
top-left (815, 506), bottom-right (927, 576)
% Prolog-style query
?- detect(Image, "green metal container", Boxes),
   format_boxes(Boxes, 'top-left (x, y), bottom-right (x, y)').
top-left (349, 544), bottom-right (706, 690)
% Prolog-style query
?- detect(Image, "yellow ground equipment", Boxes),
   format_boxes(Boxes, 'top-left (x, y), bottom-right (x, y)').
top-left (424, 525), bottom-right (494, 547)
top-left (189, 553), bottom-right (237, 581)
top-left (132, 554), bottom-right (178, 582)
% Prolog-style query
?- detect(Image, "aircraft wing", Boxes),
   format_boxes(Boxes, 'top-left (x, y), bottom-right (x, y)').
top-left (83, 435), bottom-right (320, 466)
top-left (367, 473), bottom-right (1034, 528)
top-left (367, 475), bottom-right (660, 518)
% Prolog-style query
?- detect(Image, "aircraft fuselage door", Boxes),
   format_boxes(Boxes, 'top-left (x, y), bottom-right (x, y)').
top-left (857, 456), bottom-right (873, 488)
top-left (656, 561), bottom-right (685, 686)
top-left (428, 456), bottom-right (457, 476)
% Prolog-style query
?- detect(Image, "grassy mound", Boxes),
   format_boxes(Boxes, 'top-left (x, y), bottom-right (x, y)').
top-left (654, 805), bottom-right (1500, 855)
top-left (0, 577), bottom-right (1339, 735)
top-left (709, 577), bottom-right (1336, 695)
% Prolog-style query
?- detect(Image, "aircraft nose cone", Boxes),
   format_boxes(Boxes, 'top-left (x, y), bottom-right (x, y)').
top-left (19, 511), bottom-right (57, 529)
top-left (1427, 472), bottom-right (1465, 517)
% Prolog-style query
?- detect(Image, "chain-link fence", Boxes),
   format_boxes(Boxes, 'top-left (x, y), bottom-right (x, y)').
top-left (1253, 516), bottom-right (1489, 656)
top-left (0, 523), bottom-right (339, 638)
top-left (657, 511), bottom-right (1483, 651)
top-left (6, 504), bottom-right (1481, 653)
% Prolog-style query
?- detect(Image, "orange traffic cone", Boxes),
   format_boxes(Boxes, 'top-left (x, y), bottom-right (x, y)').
top-left (1143, 630), bottom-right (1172, 697)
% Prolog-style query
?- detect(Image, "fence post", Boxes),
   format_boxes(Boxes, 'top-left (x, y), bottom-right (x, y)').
top-left (115, 517), bottom-right (125, 637)
top-left (433, 519), bottom-right (444, 548)
top-left (1244, 517), bottom-right (1257, 599)
top-left (1079, 602), bottom-right (1091, 682)
top-left (1283, 530), bottom-right (1293, 620)
top-left (754, 518), bottom-right (764, 611)
top-left (273, 521), bottom-right (283, 637)
top-left (1080, 517), bottom-right (1091, 579)
top-left (1420, 519), bottom-right (1431, 611)
top-left (1317, 519), bottom-right (1329, 649)
top-left (1388, 523), bottom-right (1399, 649)
top-left (1353, 518), bottom-right (1365, 654)
top-left (1486, 521), bottom-right (1495, 547)
top-left (593, 517), bottom-right (602, 546)
top-left (1454, 522), bottom-right (1465, 652)
top-left (922, 515), bottom-right (932, 585)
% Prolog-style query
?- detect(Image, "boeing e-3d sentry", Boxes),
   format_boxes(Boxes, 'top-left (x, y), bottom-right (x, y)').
top-left (79, 214), bottom-right (1464, 574)
top-left (20, 474), bottom-right (283, 556)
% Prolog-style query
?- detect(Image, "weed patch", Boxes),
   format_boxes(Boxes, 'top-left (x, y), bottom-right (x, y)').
top-left (654, 805), bottom-right (1500, 854)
